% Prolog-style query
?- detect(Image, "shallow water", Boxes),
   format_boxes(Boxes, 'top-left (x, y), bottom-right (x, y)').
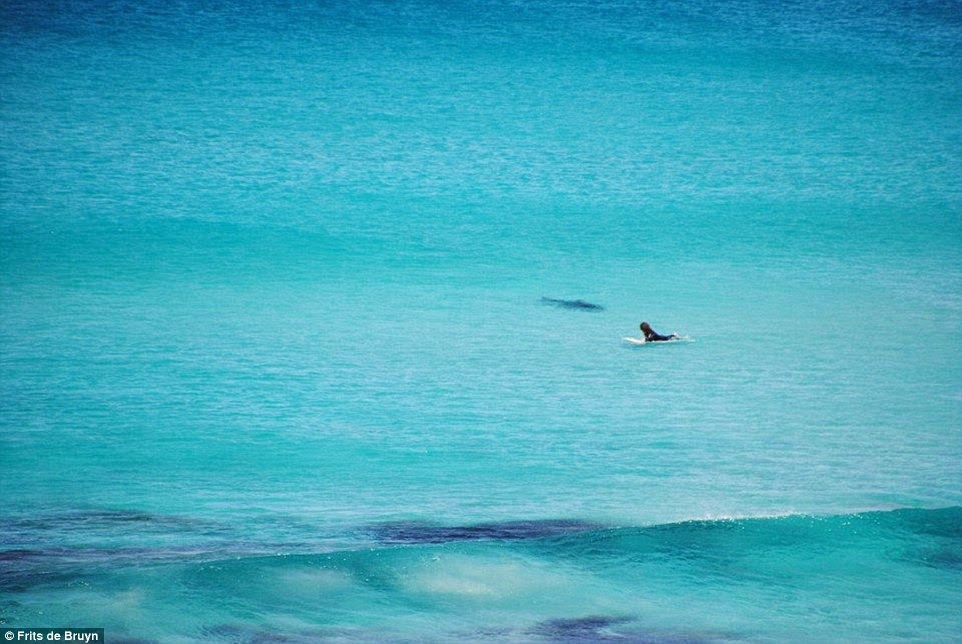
top-left (2, 0), bottom-right (961, 640)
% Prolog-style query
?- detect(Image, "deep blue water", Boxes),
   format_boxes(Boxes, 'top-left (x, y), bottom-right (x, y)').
top-left (2, 0), bottom-right (961, 640)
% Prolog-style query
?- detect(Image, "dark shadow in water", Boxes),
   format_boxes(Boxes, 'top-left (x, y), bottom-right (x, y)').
top-left (0, 544), bottom-right (247, 593)
top-left (531, 615), bottom-right (635, 641)
top-left (541, 297), bottom-right (605, 311)
top-left (0, 548), bottom-right (45, 562)
top-left (201, 624), bottom-right (366, 643)
top-left (530, 615), bottom-right (742, 643)
top-left (3, 509), bottom-right (215, 532)
top-left (367, 519), bottom-right (606, 545)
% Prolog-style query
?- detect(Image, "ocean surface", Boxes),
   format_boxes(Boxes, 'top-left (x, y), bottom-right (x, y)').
top-left (2, 0), bottom-right (961, 641)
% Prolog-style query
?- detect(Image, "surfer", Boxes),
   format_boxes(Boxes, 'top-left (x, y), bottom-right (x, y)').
top-left (640, 321), bottom-right (677, 342)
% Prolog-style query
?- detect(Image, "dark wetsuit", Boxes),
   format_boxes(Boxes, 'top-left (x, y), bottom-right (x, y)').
top-left (643, 330), bottom-right (676, 342)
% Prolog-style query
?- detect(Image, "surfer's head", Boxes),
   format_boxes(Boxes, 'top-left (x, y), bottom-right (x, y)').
top-left (640, 321), bottom-right (652, 334)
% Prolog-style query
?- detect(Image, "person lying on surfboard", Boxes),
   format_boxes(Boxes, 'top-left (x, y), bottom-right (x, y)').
top-left (640, 321), bottom-right (677, 342)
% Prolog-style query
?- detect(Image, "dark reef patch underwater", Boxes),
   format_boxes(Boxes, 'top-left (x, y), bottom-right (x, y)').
top-left (364, 518), bottom-right (606, 544)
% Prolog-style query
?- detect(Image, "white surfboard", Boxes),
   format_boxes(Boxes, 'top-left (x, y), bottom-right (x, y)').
top-left (624, 335), bottom-right (692, 346)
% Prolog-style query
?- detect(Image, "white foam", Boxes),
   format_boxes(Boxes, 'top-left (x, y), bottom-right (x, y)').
top-left (405, 553), bottom-right (570, 600)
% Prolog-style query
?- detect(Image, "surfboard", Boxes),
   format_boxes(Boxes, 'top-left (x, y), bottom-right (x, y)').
top-left (624, 335), bottom-right (692, 346)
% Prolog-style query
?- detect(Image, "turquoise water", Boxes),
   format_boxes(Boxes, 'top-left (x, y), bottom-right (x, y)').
top-left (2, 0), bottom-right (961, 640)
